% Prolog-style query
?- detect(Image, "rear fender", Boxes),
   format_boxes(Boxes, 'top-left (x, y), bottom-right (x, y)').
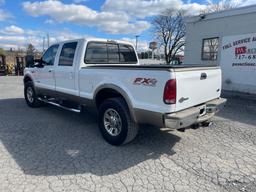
top-left (93, 84), bottom-right (137, 122)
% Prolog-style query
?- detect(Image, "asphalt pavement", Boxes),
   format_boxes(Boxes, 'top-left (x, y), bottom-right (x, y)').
top-left (0, 76), bottom-right (255, 192)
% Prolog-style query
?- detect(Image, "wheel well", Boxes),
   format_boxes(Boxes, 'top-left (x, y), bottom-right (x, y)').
top-left (95, 88), bottom-right (125, 108)
top-left (23, 76), bottom-right (32, 84)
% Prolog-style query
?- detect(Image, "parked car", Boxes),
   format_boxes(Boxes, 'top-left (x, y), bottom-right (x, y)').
top-left (23, 38), bottom-right (226, 145)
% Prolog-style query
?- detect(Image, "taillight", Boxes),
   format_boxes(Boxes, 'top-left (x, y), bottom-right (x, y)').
top-left (163, 79), bottom-right (176, 104)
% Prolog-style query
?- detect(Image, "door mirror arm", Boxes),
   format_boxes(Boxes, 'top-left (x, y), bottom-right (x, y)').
top-left (33, 58), bottom-right (45, 68)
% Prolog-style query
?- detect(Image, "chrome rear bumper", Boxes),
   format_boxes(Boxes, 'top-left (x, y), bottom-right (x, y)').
top-left (164, 98), bottom-right (227, 129)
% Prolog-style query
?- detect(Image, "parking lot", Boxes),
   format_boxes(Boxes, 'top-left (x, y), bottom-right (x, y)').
top-left (0, 76), bottom-right (255, 192)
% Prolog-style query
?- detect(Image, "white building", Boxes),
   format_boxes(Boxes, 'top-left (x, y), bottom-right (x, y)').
top-left (184, 5), bottom-right (256, 94)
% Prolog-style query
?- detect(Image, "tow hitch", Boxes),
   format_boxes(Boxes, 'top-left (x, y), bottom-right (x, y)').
top-left (201, 121), bottom-right (213, 127)
top-left (177, 121), bottom-right (213, 132)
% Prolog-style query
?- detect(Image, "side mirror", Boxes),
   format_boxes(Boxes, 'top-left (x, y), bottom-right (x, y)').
top-left (25, 55), bottom-right (34, 68)
top-left (33, 59), bottom-right (44, 68)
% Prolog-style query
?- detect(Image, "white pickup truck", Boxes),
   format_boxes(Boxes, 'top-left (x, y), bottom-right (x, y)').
top-left (23, 38), bottom-right (226, 145)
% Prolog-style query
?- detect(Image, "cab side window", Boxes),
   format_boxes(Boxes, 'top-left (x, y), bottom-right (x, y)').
top-left (59, 42), bottom-right (78, 66)
top-left (42, 44), bottom-right (59, 66)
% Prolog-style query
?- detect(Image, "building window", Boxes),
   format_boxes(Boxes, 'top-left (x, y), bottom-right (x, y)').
top-left (202, 37), bottom-right (219, 60)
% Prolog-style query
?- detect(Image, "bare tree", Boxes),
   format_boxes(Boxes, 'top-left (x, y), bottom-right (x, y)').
top-left (0, 48), bottom-right (5, 56)
top-left (152, 10), bottom-right (185, 64)
top-left (26, 43), bottom-right (36, 56)
top-left (202, 0), bottom-right (238, 13)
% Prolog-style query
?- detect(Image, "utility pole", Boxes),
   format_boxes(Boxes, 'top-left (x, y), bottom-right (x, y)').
top-left (43, 36), bottom-right (45, 52)
top-left (135, 35), bottom-right (140, 51)
top-left (47, 33), bottom-right (50, 48)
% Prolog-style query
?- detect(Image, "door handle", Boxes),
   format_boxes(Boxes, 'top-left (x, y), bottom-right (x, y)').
top-left (69, 72), bottom-right (73, 79)
top-left (48, 69), bottom-right (54, 73)
top-left (200, 73), bottom-right (207, 80)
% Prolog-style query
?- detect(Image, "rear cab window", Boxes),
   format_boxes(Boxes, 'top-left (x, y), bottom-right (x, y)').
top-left (119, 44), bottom-right (137, 63)
top-left (84, 41), bottom-right (137, 64)
top-left (84, 42), bottom-right (108, 63)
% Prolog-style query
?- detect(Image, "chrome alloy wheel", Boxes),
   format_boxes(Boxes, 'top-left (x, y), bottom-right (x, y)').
top-left (26, 87), bottom-right (34, 103)
top-left (103, 108), bottom-right (122, 136)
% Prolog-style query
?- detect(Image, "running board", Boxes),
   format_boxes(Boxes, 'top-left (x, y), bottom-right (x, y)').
top-left (38, 98), bottom-right (81, 113)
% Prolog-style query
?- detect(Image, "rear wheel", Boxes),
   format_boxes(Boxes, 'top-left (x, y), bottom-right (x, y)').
top-left (24, 82), bottom-right (42, 108)
top-left (98, 97), bottom-right (138, 146)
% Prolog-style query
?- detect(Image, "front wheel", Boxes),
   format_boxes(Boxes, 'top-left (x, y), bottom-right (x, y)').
top-left (24, 82), bottom-right (42, 108)
top-left (98, 98), bottom-right (138, 146)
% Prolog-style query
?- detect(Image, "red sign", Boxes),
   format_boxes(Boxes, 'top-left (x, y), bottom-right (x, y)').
top-left (235, 46), bottom-right (247, 54)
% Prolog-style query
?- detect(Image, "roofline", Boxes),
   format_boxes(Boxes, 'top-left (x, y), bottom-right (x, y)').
top-left (186, 4), bottom-right (256, 23)
top-left (85, 38), bottom-right (135, 46)
top-left (50, 37), bottom-right (135, 47)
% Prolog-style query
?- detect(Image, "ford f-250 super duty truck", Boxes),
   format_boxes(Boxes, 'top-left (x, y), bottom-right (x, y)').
top-left (23, 38), bottom-right (226, 145)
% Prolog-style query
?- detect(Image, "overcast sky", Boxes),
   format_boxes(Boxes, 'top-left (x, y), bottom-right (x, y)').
top-left (0, 0), bottom-right (255, 51)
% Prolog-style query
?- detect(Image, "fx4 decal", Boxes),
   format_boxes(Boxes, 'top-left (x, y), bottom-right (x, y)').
top-left (133, 77), bottom-right (157, 87)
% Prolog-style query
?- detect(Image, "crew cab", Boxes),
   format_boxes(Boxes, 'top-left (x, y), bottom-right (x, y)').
top-left (23, 38), bottom-right (226, 145)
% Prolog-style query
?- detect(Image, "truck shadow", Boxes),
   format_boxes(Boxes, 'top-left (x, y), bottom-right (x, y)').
top-left (0, 98), bottom-right (180, 176)
top-left (217, 92), bottom-right (256, 127)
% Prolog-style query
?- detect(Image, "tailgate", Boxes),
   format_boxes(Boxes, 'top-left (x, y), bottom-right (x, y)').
top-left (174, 67), bottom-right (221, 112)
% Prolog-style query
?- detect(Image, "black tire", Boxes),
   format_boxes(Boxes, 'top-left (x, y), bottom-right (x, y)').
top-left (98, 97), bottom-right (138, 146)
top-left (24, 82), bottom-right (42, 108)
